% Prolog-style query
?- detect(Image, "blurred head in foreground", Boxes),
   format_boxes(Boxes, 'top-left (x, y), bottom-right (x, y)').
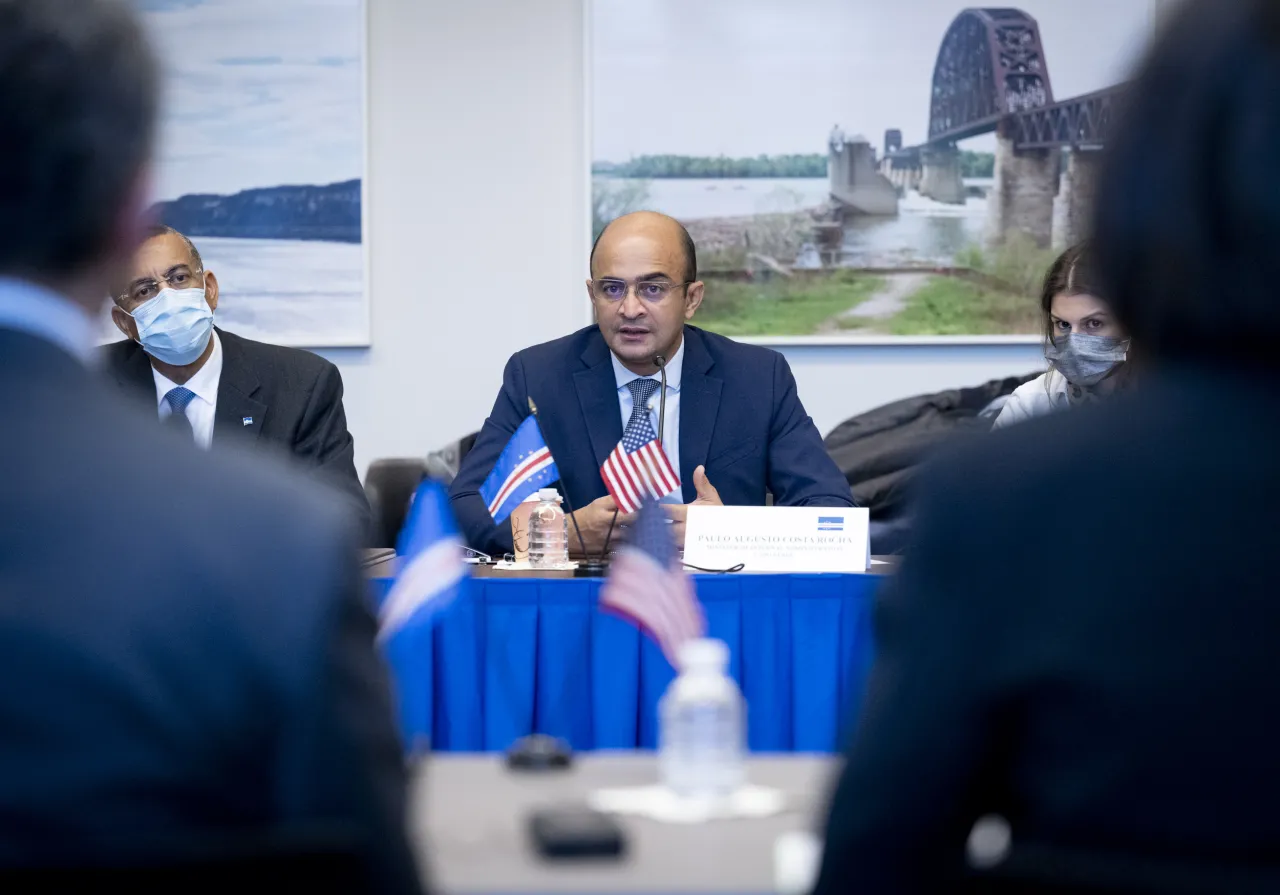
top-left (1094, 0), bottom-right (1280, 371)
top-left (0, 0), bottom-right (158, 312)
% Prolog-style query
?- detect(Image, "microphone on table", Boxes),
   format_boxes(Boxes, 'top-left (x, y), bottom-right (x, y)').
top-left (506, 359), bottom-right (666, 772)
top-left (654, 354), bottom-right (668, 446)
top-left (502, 397), bottom-right (581, 773)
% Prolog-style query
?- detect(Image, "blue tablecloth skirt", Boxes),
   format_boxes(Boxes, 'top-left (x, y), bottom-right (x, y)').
top-left (370, 572), bottom-right (884, 753)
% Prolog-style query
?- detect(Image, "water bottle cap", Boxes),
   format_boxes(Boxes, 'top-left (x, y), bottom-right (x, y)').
top-left (678, 637), bottom-right (728, 671)
top-left (537, 488), bottom-right (561, 502)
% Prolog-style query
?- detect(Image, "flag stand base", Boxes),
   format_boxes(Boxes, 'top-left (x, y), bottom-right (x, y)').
top-left (506, 734), bottom-right (573, 771)
top-left (574, 561), bottom-right (609, 578)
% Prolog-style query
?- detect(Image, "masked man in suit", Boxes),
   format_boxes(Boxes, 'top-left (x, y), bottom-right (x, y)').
top-left (101, 225), bottom-right (371, 542)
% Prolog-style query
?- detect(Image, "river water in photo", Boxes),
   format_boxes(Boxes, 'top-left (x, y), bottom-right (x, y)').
top-left (612, 176), bottom-right (990, 268)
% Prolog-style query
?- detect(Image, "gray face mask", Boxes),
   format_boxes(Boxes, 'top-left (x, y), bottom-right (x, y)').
top-left (1045, 333), bottom-right (1129, 387)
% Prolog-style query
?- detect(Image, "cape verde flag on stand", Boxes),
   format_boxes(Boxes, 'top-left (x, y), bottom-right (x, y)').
top-left (480, 415), bottom-right (559, 523)
top-left (378, 479), bottom-right (466, 642)
top-left (599, 496), bottom-right (705, 665)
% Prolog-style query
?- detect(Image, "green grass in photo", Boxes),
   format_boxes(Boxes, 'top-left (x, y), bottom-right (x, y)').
top-left (852, 274), bottom-right (1040, 336)
top-left (695, 270), bottom-right (884, 337)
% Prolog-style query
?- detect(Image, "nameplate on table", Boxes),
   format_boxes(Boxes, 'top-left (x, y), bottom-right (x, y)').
top-left (683, 507), bottom-right (870, 573)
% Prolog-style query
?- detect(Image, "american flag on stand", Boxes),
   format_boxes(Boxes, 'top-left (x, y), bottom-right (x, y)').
top-left (600, 415), bottom-right (680, 514)
top-left (599, 496), bottom-right (704, 665)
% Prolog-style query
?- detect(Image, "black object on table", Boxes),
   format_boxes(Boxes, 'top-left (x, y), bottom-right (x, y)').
top-left (574, 560), bottom-right (609, 578)
top-left (528, 805), bottom-right (626, 860)
top-left (506, 733), bottom-right (574, 772)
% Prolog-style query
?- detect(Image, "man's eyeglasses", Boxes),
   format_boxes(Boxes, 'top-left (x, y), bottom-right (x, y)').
top-left (590, 278), bottom-right (692, 303)
top-left (118, 266), bottom-right (203, 310)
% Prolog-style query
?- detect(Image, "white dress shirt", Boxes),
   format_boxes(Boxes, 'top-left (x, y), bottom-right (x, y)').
top-left (0, 277), bottom-right (96, 363)
top-left (610, 336), bottom-right (684, 503)
top-left (152, 330), bottom-right (222, 449)
top-left (991, 369), bottom-right (1072, 430)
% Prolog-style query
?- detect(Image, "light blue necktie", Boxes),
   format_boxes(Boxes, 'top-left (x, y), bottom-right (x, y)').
top-left (164, 386), bottom-right (196, 442)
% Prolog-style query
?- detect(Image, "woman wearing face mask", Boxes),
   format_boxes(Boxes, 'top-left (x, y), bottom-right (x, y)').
top-left (992, 242), bottom-right (1130, 429)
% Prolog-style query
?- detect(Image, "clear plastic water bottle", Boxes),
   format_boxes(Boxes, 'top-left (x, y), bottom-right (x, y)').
top-left (527, 488), bottom-right (569, 569)
top-left (659, 638), bottom-right (745, 800)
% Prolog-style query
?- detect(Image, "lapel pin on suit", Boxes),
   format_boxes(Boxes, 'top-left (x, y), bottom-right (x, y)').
top-left (242, 416), bottom-right (254, 427)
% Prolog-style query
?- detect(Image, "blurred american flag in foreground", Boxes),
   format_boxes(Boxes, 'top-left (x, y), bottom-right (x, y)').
top-left (599, 497), bottom-right (704, 664)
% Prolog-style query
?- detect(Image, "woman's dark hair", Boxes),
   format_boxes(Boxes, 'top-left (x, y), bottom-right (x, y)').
top-left (1040, 241), bottom-right (1101, 344)
top-left (1094, 0), bottom-right (1280, 369)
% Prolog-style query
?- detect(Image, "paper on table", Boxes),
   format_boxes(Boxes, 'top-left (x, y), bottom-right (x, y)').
top-left (683, 506), bottom-right (870, 573)
top-left (588, 783), bottom-right (786, 824)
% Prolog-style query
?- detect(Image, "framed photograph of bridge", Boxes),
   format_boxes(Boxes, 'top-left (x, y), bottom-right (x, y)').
top-left (589, 0), bottom-right (1158, 343)
top-left (117, 0), bottom-right (368, 348)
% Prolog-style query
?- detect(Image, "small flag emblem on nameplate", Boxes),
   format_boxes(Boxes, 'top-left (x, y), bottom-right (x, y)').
top-left (818, 516), bottom-right (844, 532)
top-left (242, 417), bottom-right (254, 426)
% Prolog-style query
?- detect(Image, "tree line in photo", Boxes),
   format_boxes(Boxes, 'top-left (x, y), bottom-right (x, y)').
top-left (592, 150), bottom-right (994, 179)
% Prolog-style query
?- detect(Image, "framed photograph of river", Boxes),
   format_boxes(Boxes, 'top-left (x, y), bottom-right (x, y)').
top-left (590, 0), bottom-right (1157, 342)
top-left (113, 0), bottom-right (368, 347)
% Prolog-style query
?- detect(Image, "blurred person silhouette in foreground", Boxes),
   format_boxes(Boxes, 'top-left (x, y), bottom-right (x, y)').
top-left (0, 1), bottom-right (419, 889)
top-left (813, 0), bottom-right (1280, 890)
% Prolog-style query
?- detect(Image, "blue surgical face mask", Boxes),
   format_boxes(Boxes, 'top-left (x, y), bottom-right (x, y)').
top-left (129, 285), bottom-right (214, 366)
top-left (1045, 332), bottom-right (1129, 387)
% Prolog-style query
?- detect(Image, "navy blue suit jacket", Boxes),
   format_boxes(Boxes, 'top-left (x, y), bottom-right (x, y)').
top-left (0, 328), bottom-right (419, 892)
top-left (450, 324), bottom-right (853, 554)
top-left (812, 370), bottom-right (1280, 892)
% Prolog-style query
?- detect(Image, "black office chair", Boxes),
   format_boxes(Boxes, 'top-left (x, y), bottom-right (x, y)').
top-left (364, 457), bottom-right (428, 548)
top-left (364, 431), bottom-right (480, 548)
top-left (0, 827), bottom-right (375, 894)
top-left (963, 843), bottom-right (1280, 895)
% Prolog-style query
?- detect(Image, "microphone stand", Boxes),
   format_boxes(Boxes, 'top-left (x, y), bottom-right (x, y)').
top-left (504, 358), bottom-right (666, 770)
top-left (655, 354), bottom-right (673, 518)
top-left (504, 398), bottom-right (583, 773)
top-left (654, 354), bottom-right (667, 446)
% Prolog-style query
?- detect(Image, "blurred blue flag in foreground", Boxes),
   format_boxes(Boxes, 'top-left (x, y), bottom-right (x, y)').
top-left (379, 479), bottom-right (466, 642)
top-left (479, 415), bottom-right (559, 524)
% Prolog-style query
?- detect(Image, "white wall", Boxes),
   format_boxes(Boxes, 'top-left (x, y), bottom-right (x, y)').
top-left (315, 0), bottom-right (591, 475)
top-left (319, 0), bottom-right (1045, 476)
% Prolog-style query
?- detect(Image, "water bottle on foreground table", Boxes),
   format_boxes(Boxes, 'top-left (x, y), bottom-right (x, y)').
top-left (659, 638), bottom-right (745, 799)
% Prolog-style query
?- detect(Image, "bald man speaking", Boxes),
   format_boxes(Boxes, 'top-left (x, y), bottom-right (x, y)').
top-left (449, 212), bottom-right (854, 557)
